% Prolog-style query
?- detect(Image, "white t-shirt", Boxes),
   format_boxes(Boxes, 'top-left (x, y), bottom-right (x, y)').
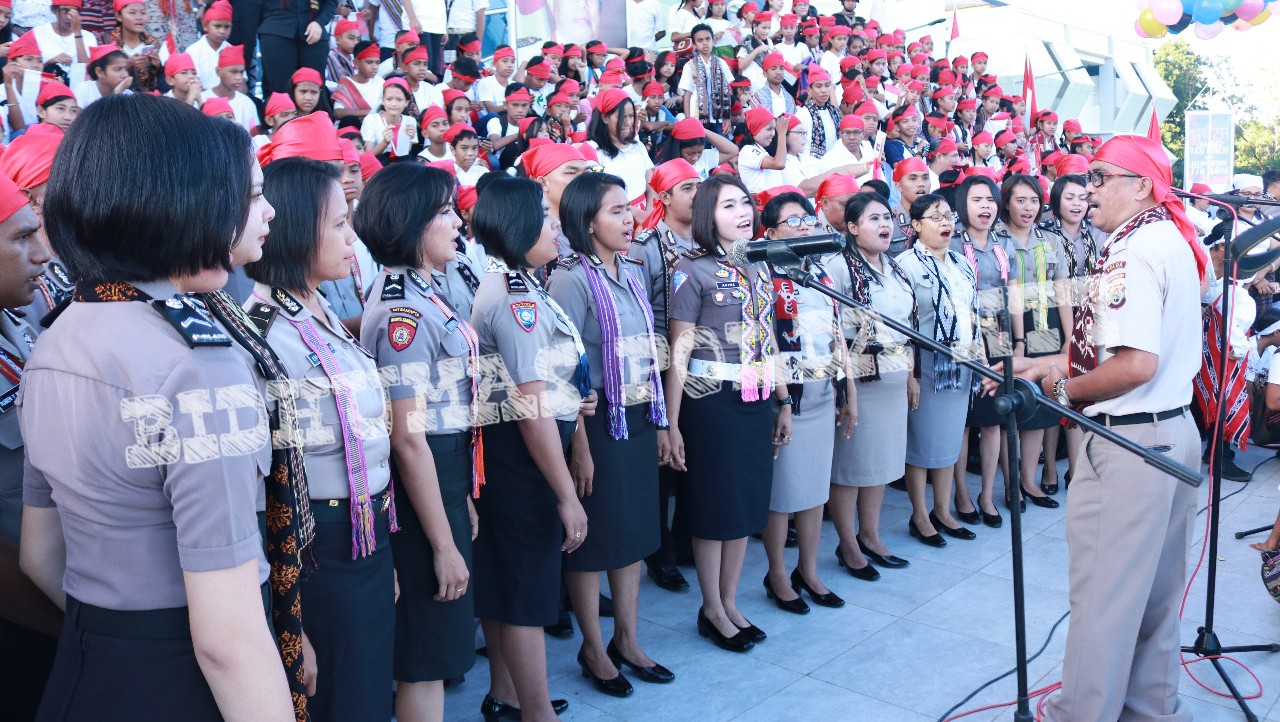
top-left (676, 54), bottom-right (733, 124)
top-left (484, 114), bottom-right (517, 140)
top-left (704, 17), bottom-right (735, 48)
top-left (72, 80), bottom-right (103, 108)
top-left (781, 153), bottom-right (822, 191)
top-left (417, 144), bottom-right (453, 162)
top-left (592, 139), bottom-right (653, 203)
top-left (474, 75), bottom-right (510, 109)
top-left (819, 51), bottom-right (845, 82)
top-left (456, 160), bottom-right (486, 187)
top-left (184, 35), bottom-right (227, 95)
top-left (408, 0), bottom-right (446, 30)
top-left (412, 82), bottom-right (444, 113)
top-left (794, 105), bottom-right (837, 159)
top-left (362, 112), bottom-right (419, 157)
top-left (33, 22), bottom-right (97, 65)
top-left (738, 144), bottom-right (783, 195)
top-left (777, 41), bottom-right (808, 70)
top-left (201, 89), bottom-right (258, 132)
top-left (1084, 216), bottom-right (1202, 417)
top-left (1247, 343), bottom-right (1274, 383)
top-left (445, 0), bottom-right (488, 31)
top-left (333, 75), bottom-right (385, 110)
top-left (626, 0), bottom-right (665, 52)
top-left (820, 140), bottom-right (875, 185)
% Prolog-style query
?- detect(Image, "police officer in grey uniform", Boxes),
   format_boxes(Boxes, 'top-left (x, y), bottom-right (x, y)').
top-left (0, 176), bottom-right (57, 721)
top-left (629, 158), bottom-right (700, 592)
top-left (20, 95), bottom-right (294, 722)
top-left (888, 158), bottom-right (931, 257)
top-left (995, 136), bottom-right (1204, 722)
top-left (430, 250), bottom-right (482, 322)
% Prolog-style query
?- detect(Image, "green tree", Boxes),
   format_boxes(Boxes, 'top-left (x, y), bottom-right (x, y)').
top-left (1236, 117), bottom-right (1280, 174)
top-left (1154, 39), bottom-right (1210, 186)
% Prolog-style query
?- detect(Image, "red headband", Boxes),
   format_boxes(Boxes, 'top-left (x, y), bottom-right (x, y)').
top-left (359, 151), bottom-right (382, 180)
top-left (258, 111), bottom-right (343, 165)
top-left (443, 122), bottom-right (475, 143)
top-left (562, 45), bottom-right (582, 58)
top-left (218, 44), bottom-right (245, 68)
top-left (0, 124), bottom-right (61, 190)
top-left (264, 92), bottom-right (296, 117)
top-left (493, 46), bottom-right (515, 61)
top-left (334, 18), bottom-right (359, 36)
top-left (201, 96), bottom-right (234, 117)
top-left (892, 157), bottom-right (929, 182)
top-left (36, 81), bottom-right (74, 107)
top-left (1062, 118), bottom-right (1082, 133)
top-left (8, 32), bottom-right (39, 59)
top-left (0, 174), bottom-right (29, 224)
top-left (816, 173), bottom-right (859, 207)
top-left (420, 104), bottom-right (447, 128)
top-left (337, 137), bottom-right (360, 165)
top-left (291, 67), bottom-right (323, 86)
top-left (995, 130), bottom-right (1017, 147)
top-left (457, 185), bottom-right (479, 211)
top-left (839, 115), bottom-right (864, 131)
top-left (203, 0), bottom-right (232, 21)
top-left (458, 39), bottom-right (481, 53)
top-left (526, 61), bottom-right (551, 79)
top-left (404, 45), bottom-right (429, 64)
top-left (522, 143), bottom-right (584, 179)
top-left (164, 52), bottom-right (195, 76)
top-left (671, 117), bottom-right (705, 140)
top-left (745, 106), bottom-right (775, 137)
top-left (643, 159), bottom-right (701, 230)
top-left (505, 86), bottom-right (532, 102)
top-left (594, 88), bottom-right (629, 114)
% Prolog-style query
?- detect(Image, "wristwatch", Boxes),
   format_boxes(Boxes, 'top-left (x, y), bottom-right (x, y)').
top-left (776, 395), bottom-right (794, 408)
top-left (1053, 377), bottom-right (1071, 406)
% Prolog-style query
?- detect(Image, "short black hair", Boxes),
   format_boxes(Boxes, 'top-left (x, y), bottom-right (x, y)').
top-left (209, 117), bottom-right (256, 252)
top-left (457, 32), bottom-right (479, 48)
top-left (909, 192), bottom-right (949, 222)
top-left (954, 175), bottom-right (1000, 230)
top-left (587, 96), bottom-right (636, 158)
top-left (449, 128), bottom-right (479, 146)
top-left (999, 173), bottom-right (1043, 224)
top-left (475, 169), bottom-right (504, 197)
top-left (561, 172), bottom-right (627, 255)
top-left (504, 82), bottom-right (530, 99)
top-left (354, 40), bottom-right (377, 59)
top-left (245, 157), bottom-right (342, 293)
top-left (88, 49), bottom-right (127, 81)
top-left (44, 94), bottom-right (250, 284)
top-left (861, 179), bottom-right (890, 203)
top-left (451, 56), bottom-right (480, 79)
top-left (691, 175), bottom-right (757, 253)
top-left (354, 164), bottom-right (455, 269)
top-left (1263, 170), bottom-right (1280, 191)
top-left (473, 177), bottom-right (544, 269)
top-left (843, 192), bottom-right (891, 236)
top-left (761, 192), bottom-right (812, 230)
top-left (656, 135), bottom-right (707, 164)
top-left (1049, 174), bottom-right (1087, 220)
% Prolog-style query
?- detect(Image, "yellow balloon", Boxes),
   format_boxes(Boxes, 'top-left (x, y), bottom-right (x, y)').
top-left (1138, 8), bottom-right (1169, 35)
top-left (1250, 7), bottom-right (1271, 23)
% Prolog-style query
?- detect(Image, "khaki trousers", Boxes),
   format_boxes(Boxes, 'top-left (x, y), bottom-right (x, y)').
top-left (1045, 410), bottom-right (1198, 722)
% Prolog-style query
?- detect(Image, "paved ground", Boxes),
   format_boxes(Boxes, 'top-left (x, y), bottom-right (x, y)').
top-left (443, 444), bottom-right (1280, 721)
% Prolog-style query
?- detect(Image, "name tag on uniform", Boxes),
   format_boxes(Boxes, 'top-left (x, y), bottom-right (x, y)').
top-left (0, 385), bottom-right (17, 414)
top-left (716, 281), bottom-right (738, 289)
top-left (444, 317), bottom-right (460, 334)
top-left (306, 343), bottom-right (336, 366)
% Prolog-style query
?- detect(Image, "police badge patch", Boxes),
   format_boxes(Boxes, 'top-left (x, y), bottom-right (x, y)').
top-left (389, 315), bottom-right (418, 351)
top-left (511, 301), bottom-right (538, 332)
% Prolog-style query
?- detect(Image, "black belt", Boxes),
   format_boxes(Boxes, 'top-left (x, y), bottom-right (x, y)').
top-left (67, 583), bottom-right (270, 641)
top-left (311, 488), bottom-right (393, 522)
top-left (427, 430), bottom-right (472, 454)
top-left (1096, 406), bottom-right (1188, 427)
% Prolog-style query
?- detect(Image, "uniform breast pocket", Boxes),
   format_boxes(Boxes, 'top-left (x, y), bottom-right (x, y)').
top-left (440, 328), bottom-right (469, 359)
top-left (709, 286), bottom-right (741, 307)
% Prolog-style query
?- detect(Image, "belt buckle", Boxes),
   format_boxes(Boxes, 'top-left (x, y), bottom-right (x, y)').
top-left (328, 499), bottom-right (340, 507)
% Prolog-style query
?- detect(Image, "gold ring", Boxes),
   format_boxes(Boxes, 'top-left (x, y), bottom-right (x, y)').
top-left (574, 532), bottom-right (582, 538)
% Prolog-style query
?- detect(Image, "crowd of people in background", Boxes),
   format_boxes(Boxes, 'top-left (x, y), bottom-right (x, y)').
top-left (2, 0), bottom-right (1280, 721)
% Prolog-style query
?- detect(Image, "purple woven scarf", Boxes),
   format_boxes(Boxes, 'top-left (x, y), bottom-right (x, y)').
top-left (578, 253), bottom-right (668, 439)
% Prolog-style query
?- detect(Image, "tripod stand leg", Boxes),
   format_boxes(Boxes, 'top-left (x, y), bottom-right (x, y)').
top-left (1219, 643), bottom-right (1280, 653)
top-left (1208, 656), bottom-right (1259, 722)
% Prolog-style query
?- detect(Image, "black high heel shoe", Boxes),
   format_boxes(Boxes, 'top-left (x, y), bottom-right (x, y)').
top-left (763, 575), bottom-right (810, 614)
top-left (791, 568), bottom-right (846, 607)
top-left (734, 618), bottom-right (766, 643)
top-left (908, 517), bottom-right (947, 547)
top-left (954, 498), bottom-right (981, 525)
top-left (834, 545), bottom-right (880, 581)
top-left (1004, 488), bottom-right (1027, 513)
top-left (1023, 488), bottom-right (1060, 509)
top-left (577, 648), bottom-right (633, 698)
top-left (976, 496), bottom-right (1003, 528)
top-left (929, 511), bottom-right (977, 540)
top-left (480, 694), bottom-right (570, 721)
top-left (856, 535), bottom-right (909, 568)
top-left (696, 607), bottom-right (754, 653)
top-left (606, 640), bottom-right (675, 684)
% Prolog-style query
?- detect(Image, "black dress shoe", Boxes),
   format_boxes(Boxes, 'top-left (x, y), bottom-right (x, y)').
top-left (981, 508), bottom-right (1003, 528)
top-left (734, 619), bottom-right (766, 643)
top-left (834, 546), bottom-right (880, 581)
top-left (929, 512), bottom-right (977, 540)
top-left (791, 568), bottom-right (846, 607)
top-left (544, 608), bottom-right (574, 638)
top-left (763, 575), bottom-right (811, 614)
top-left (696, 608), bottom-right (754, 652)
top-left (1004, 490), bottom-right (1026, 513)
top-left (855, 536), bottom-right (909, 568)
top-left (599, 593), bottom-right (615, 618)
top-left (954, 500), bottom-right (981, 526)
top-left (648, 564), bottom-right (690, 592)
top-left (577, 649), bottom-right (633, 698)
top-left (908, 518), bottom-right (947, 547)
top-left (1041, 481), bottom-right (1059, 496)
top-left (888, 477), bottom-right (907, 491)
top-left (1023, 490), bottom-right (1060, 509)
top-left (480, 694), bottom-right (569, 721)
top-left (607, 640), bottom-right (675, 684)
top-left (1221, 459), bottom-right (1254, 482)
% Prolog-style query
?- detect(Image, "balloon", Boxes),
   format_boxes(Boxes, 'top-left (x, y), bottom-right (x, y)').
top-left (1222, 12), bottom-right (1239, 21)
top-left (1135, 18), bottom-right (1153, 36)
top-left (1182, 0), bottom-right (1197, 10)
top-left (1193, 0), bottom-right (1224, 23)
top-left (1153, 0), bottom-right (1186, 21)
top-left (1251, 6), bottom-right (1271, 21)
top-left (1195, 19), bottom-right (1226, 35)
top-left (1237, 0), bottom-right (1265, 18)
top-left (1170, 12), bottom-right (1195, 30)
top-left (1137, 0), bottom-right (1151, 8)
top-left (1138, 7), bottom-right (1169, 34)
top-left (1232, 16), bottom-right (1253, 26)
top-left (1221, 0), bottom-right (1244, 10)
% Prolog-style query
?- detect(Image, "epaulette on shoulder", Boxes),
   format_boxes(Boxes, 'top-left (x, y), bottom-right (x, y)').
top-left (633, 228), bottom-right (657, 246)
top-left (682, 247), bottom-right (710, 260)
top-left (150, 297), bottom-right (232, 349)
top-left (504, 272), bottom-right (530, 294)
top-left (246, 302), bottom-right (280, 337)
top-left (556, 255), bottom-right (582, 270)
top-left (381, 273), bottom-right (406, 301)
top-left (620, 254), bottom-right (643, 265)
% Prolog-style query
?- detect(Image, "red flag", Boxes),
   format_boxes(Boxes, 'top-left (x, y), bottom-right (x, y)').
top-left (1147, 107), bottom-right (1162, 143)
top-left (1023, 56), bottom-right (1037, 121)
top-left (951, 9), bottom-right (960, 42)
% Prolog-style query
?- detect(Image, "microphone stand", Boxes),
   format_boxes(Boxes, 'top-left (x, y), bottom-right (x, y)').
top-left (761, 242), bottom-right (1201, 722)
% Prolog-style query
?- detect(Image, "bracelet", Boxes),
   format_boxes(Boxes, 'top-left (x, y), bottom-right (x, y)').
top-left (74, 34), bottom-right (83, 38)
top-left (1013, 337), bottom-right (1026, 344)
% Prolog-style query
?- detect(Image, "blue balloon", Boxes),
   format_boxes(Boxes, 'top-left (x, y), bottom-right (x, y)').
top-left (1193, 0), bottom-right (1223, 23)
top-left (1182, 0), bottom-right (1197, 10)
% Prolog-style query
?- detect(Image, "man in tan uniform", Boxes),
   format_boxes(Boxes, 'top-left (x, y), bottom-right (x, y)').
top-left (999, 135), bottom-right (1206, 721)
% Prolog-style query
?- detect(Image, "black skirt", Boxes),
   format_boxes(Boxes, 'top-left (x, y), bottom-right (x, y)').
top-left (472, 418), bottom-right (575, 627)
top-left (564, 399), bottom-right (660, 572)
top-left (680, 381), bottom-right (773, 541)
top-left (391, 432), bottom-right (477, 683)
top-left (1020, 305), bottom-right (1065, 431)
top-left (301, 492), bottom-right (396, 722)
top-left (37, 602), bottom-right (224, 722)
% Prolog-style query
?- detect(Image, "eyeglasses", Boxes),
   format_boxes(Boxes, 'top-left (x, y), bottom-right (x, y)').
top-left (919, 212), bottom-right (952, 223)
top-left (1238, 191), bottom-right (1265, 199)
top-left (587, 164), bottom-right (605, 173)
top-left (777, 215), bottom-right (820, 229)
top-left (1086, 170), bottom-right (1142, 187)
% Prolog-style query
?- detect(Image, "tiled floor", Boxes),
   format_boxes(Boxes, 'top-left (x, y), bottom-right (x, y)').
top-left (444, 444), bottom-right (1280, 721)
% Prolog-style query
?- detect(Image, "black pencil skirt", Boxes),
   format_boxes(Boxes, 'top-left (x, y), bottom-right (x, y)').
top-left (680, 381), bottom-right (773, 541)
top-left (472, 418), bottom-right (575, 627)
top-left (392, 432), bottom-right (477, 683)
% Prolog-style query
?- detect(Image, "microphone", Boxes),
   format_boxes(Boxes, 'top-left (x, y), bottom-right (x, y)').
top-left (1174, 189), bottom-right (1280, 207)
top-left (726, 233), bottom-right (847, 267)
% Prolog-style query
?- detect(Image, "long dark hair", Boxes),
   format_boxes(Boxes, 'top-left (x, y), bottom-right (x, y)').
top-left (587, 97), bottom-right (636, 158)
top-left (691, 175), bottom-right (758, 253)
top-left (245, 157), bottom-right (343, 292)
